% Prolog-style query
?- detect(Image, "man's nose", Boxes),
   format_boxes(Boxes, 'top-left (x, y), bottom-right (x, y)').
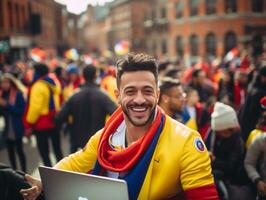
top-left (133, 91), bottom-right (146, 104)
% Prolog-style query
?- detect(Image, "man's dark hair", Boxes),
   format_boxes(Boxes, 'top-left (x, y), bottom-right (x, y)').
top-left (83, 64), bottom-right (97, 82)
top-left (159, 77), bottom-right (181, 103)
top-left (33, 63), bottom-right (49, 76)
top-left (165, 69), bottom-right (181, 78)
top-left (116, 53), bottom-right (158, 87)
top-left (192, 68), bottom-right (203, 78)
top-left (158, 61), bottom-right (171, 72)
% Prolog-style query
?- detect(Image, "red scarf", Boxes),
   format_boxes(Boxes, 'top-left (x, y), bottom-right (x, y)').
top-left (98, 106), bottom-right (163, 172)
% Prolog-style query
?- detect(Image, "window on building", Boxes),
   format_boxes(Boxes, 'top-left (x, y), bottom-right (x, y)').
top-left (224, 31), bottom-right (237, 53)
top-left (161, 7), bottom-right (167, 19)
top-left (162, 39), bottom-right (168, 54)
top-left (175, 2), bottom-right (183, 18)
top-left (190, 34), bottom-right (199, 56)
top-left (206, 0), bottom-right (216, 14)
top-left (15, 4), bottom-right (20, 30)
top-left (8, 2), bottom-right (13, 30)
top-left (225, 0), bottom-right (237, 13)
top-left (151, 9), bottom-right (156, 20)
top-left (189, 0), bottom-right (199, 16)
top-left (176, 36), bottom-right (184, 56)
top-left (21, 6), bottom-right (26, 31)
top-left (252, 0), bottom-right (263, 12)
top-left (205, 33), bottom-right (217, 56)
top-left (0, 1), bottom-right (3, 30)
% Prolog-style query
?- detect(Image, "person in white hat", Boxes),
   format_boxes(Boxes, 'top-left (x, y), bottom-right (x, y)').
top-left (205, 102), bottom-right (254, 200)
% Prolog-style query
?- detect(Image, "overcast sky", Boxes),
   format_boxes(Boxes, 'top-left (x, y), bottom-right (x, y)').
top-left (54, 0), bottom-right (114, 14)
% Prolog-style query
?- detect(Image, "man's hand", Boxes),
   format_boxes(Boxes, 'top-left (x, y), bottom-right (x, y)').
top-left (257, 180), bottom-right (266, 196)
top-left (20, 174), bottom-right (42, 200)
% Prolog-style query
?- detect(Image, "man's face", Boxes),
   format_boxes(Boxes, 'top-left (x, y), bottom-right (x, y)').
top-left (167, 86), bottom-right (186, 113)
top-left (116, 71), bottom-right (159, 127)
top-left (197, 71), bottom-right (206, 85)
top-left (187, 90), bottom-right (199, 106)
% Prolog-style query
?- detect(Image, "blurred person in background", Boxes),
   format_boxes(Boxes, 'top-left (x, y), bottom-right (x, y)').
top-left (233, 70), bottom-right (248, 111)
top-left (182, 87), bottom-right (210, 140)
top-left (239, 65), bottom-right (266, 142)
top-left (217, 68), bottom-right (235, 107)
top-left (245, 133), bottom-right (266, 200)
top-left (189, 68), bottom-right (215, 106)
top-left (55, 64), bottom-right (117, 153)
top-left (246, 96), bottom-right (266, 148)
top-left (62, 63), bottom-right (81, 102)
top-left (100, 66), bottom-right (118, 103)
top-left (54, 66), bottom-right (65, 105)
top-left (158, 77), bottom-right (186, 121)
top-left (0, 162), bottom-right (37, 200)
top-left (158, 61), bottom-right (173, 79)
top-left (0, 74), bottom-right (27, 172)
top-left (164, 68), bottom-right (183, 81)
top-left (206, 102), bottom-right (252, 200)
top-left (23, 63), bottom-right (63, 167)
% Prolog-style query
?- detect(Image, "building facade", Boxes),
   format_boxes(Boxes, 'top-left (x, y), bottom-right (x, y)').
top-left (0, 0), bottom-right (31, 62)
top-left (165, 0), bottom-right (266, 61)
top-left (108, 0), bottom-right (149, 53)
top-left (0, 0), bottom-right (81, 63)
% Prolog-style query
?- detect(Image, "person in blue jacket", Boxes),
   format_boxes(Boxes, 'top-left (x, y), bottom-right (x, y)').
top-left (0, 73), bottom-right (27, 172)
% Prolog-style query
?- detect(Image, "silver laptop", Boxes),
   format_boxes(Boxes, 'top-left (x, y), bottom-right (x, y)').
top-left (39, 166), bottom-right (129, 200)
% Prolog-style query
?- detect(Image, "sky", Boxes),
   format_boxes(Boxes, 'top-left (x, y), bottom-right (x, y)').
top-left (54, 0), bottom-right (114, 15)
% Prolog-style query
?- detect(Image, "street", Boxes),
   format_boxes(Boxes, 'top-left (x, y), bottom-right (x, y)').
top-left (0, 132), bottom-right (70, 178)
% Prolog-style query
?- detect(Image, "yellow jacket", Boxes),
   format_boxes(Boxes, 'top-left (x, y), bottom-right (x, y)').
top-left (55, 116), bottom-right (214, 199)
top-left (25, 75), bottom-right (61, 129)
top-left (246, 129), bottom-right (266, 148)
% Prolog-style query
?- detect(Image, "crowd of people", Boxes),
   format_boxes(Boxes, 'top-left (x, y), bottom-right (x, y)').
top-left (0, 49), bottom-right (265, 200)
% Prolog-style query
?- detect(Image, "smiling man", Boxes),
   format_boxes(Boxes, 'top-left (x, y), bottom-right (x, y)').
top-left (21, 53), bottom-right (218, 200)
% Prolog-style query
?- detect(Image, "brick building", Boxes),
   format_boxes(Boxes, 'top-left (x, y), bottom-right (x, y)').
top-left (82, 6), bottom-right (110, 53)
top-left (146, 0), bottom-right (266, 61)
top-left (0, 0), bottom-right (80, 63)
top-left (108, 0), bottom-right (149, 53)
top-left (0, 0), bottom-right (31, 62)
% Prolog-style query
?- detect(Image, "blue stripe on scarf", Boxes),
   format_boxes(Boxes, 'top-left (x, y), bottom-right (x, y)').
top-left (92, 114), bottom-right (165, 200)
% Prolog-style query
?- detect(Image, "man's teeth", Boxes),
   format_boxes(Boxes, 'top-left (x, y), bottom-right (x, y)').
top-left (132, 107), bottom-right (146, 112)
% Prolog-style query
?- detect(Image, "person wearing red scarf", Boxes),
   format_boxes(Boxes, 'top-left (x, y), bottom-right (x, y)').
top-left (21, 53), bottom-right (218, 200)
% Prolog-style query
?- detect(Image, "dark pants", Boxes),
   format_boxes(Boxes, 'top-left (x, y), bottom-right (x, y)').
top-left (34, 128), bottom-right (63, 167)
top-left (6, 138), bottom-right (26, 172)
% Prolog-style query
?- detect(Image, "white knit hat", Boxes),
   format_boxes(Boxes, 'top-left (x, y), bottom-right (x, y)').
top-left (211, 102), bottom-right (239, 131)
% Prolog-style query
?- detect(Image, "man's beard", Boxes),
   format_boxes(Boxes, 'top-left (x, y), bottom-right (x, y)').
top-left (121, 103), bottom-right (157, 127)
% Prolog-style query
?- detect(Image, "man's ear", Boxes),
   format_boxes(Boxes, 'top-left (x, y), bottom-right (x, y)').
top-left (115, 88), bottom-right (120, 104)
top-left (161, 94), bottom-right (169, 103)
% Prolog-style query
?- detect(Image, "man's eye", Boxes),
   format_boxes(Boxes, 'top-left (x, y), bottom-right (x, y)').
top-left (126, 90), bottom-right (134, 95)
top-left (144, 90), bottom-right (153, 94)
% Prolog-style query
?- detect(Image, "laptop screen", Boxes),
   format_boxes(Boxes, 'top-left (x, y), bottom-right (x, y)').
top-left (39, 166), bottom-right (129, 200)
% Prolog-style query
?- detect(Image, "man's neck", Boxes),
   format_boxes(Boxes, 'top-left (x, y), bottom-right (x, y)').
top-left (124, 120), bottom-right (152, 146)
